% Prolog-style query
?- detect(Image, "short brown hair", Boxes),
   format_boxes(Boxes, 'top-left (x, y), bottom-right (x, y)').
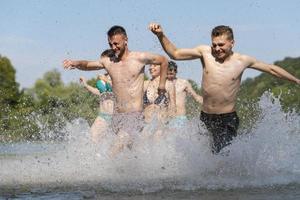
top-left (107, 25), bottom-right (127, 38)
top-left (211, 25), bottom-right (234, 40)
top-left (168, 61), bottom-right (178, 72)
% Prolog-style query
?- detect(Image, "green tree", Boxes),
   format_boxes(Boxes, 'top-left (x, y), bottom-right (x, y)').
top-left (26, 69), bottom-right (98, 140)
top-left (238, 57), bottom-right (300, 113)
top-left (185, 79), bottom-right (202, 118)
top-left (0, 55), bottom-right (20, 106)
top-left (0, 55), bottom-right (21, 141)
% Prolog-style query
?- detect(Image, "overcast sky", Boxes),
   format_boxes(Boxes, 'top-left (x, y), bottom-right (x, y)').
top-left (1, 0), bottom-right (300, 88)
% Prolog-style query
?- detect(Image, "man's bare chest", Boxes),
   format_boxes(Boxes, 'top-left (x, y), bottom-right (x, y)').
top-left (107, 63), bottom-right (144, 81)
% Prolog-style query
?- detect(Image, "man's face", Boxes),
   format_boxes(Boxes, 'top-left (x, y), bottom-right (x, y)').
top-left (211, 34), bottom-right (234, 62)
top-left (149, 64), bottom-right (160, 78)
top-left (108, 34), bottom-right (127, 58)
top-left (167, 67), bottom-right (177, 80)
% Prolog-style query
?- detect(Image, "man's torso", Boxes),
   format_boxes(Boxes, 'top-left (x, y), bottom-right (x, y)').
top-left (104, 52), bottom-right (145, 113)
top-left (201, 49), bottom-right (248, 114)
top-left (171, 78), bottom-right (188, 116)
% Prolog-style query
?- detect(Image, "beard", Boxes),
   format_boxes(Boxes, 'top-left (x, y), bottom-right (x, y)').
top-left (112, 48), bottom-right (126, 62)
top-left (108, 51), bottom-right (119, 62)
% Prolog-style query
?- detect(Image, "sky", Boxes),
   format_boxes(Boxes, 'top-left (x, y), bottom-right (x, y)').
top-left (1, 0), bottom-right (300, 88)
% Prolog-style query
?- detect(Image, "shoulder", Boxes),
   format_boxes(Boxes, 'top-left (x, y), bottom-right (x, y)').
top-left (233, 53), bottom-right (256, 66)
top-left (197, 45), bottom-right (210, 50)
top-left (99, 56), bottom-right (111, 68)
top-left (177, 78), bottom-right (189, 85)
top-left (131, 51), bottom-right (164, 64)
top-left (233, 52), bottom-right (253, 60)
top-left (180, 79), bottom-right (193, 90)
top-left (130, 51), bottom-right (153, 59)
top-left (196, 45), bottom-right (211, 53)
top-left (129, 51), bottom-right (143, 57)
top-left (129, 51), bottom-right (150, 62)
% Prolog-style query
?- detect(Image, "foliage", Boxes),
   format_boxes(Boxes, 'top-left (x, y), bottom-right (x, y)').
top-left (186, 79), bottom-right (202, 119)
top-left (0, 58), bottom-right (98, 142)
top-left (238, 57), bottom-right (300, 113)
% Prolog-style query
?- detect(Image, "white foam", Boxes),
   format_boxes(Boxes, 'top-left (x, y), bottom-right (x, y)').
top-left (0, 92), bottom-right (299, 192)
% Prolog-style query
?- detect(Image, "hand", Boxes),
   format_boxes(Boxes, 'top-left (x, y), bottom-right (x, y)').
top-left (154, 89), bottom-right (168, 106)
top-left (79, 76), bottom-right (86, 83)
top-left (63, 59), bottom-right (77, 70)
top-left (197, 96), bottom-right (204, 105)
top-left (149, 23), bottom-right (163, 37)
top-left (79, 77), bottom-right (87, 85)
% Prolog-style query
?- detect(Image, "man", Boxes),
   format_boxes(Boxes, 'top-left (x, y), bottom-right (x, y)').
top-left (149, 23), bottom-right (300, 154)
top-left (167, 61), bottom-right (203, 128)
top-left (63, 25), bottom-right (168, 155)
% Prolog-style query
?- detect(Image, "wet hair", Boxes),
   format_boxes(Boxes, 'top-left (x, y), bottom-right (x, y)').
top-left (168, 61), bottom-right (178, 72)
top-left (211, 25), bottom-right (234, 40)
top-left (100, 49), bottom-right (115, 58)
top-left (107, 25), bottom-right (127, 38)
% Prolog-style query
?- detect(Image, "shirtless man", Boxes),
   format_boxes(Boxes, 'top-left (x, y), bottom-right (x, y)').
top-left (167, 61), bottom-right (203, 128)
top-left (149, 23), bottom-right (300, 154)
top-left (63, 25), bottom-right (168, 156)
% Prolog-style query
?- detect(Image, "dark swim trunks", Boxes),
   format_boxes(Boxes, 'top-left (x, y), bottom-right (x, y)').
top-left (111, 112), bottom-right (145, 135)
top-left (200, 111), bottom-right (239, 154)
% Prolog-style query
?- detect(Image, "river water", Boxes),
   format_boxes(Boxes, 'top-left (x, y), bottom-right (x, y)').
top-left (0, 94), bottom-right (299, 199)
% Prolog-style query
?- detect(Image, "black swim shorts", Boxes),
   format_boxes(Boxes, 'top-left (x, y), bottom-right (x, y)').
top-left (200, 111), bottom-right (239, 154)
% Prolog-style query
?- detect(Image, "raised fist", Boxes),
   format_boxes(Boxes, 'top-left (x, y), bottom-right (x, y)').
top-left (63, 59), bottom-right (77, 70)
top-left (149, 23), bottom-right (163, 36)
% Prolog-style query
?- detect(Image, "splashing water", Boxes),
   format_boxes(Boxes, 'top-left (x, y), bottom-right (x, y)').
top-left (0, 92), bottom-right (299, 194)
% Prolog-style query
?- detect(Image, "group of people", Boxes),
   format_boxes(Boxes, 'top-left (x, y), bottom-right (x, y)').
top-left (63, 23), bottom-right (300, 155)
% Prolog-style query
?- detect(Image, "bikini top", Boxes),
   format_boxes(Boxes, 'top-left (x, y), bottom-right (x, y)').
top-left (143, 88), bottom-right (168, 107)
top-left (143, 90), bottom-right (151, 106)
top-left (143, 81), bottom-right (161, 106)
top-left (96, 80), bottom-right (113, 93)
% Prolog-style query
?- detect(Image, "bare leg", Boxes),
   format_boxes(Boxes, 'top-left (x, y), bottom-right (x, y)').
top-left (109, 130), bottom-right (132, 157)
top-left (90, 117), bottom-right (108, 143)
top-left (153, 129), bottom-right (164, 141)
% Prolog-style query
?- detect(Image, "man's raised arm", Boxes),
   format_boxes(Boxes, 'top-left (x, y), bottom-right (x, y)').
top-left (247, 56), bottom-right (300, 84)
top-left (149, 23), bottom-right (202, 60)
top-left (63, 59), bottom-right (104, 71)
top-left (156, 55), bottom-right (168, 91)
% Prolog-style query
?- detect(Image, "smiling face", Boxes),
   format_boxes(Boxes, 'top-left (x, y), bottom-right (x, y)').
top-left (167, 61), bottom-right (178, 81)
top-left (149, 64), bottom-right (160, 78)
top-left (108, 33), bottom-right (128, 58)
top-left (210, 25), bottom-right (234, 62)
top-left (167, 67), bottom-right (177, 80)
top-left (211, 34), bottom-right (234, 62)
